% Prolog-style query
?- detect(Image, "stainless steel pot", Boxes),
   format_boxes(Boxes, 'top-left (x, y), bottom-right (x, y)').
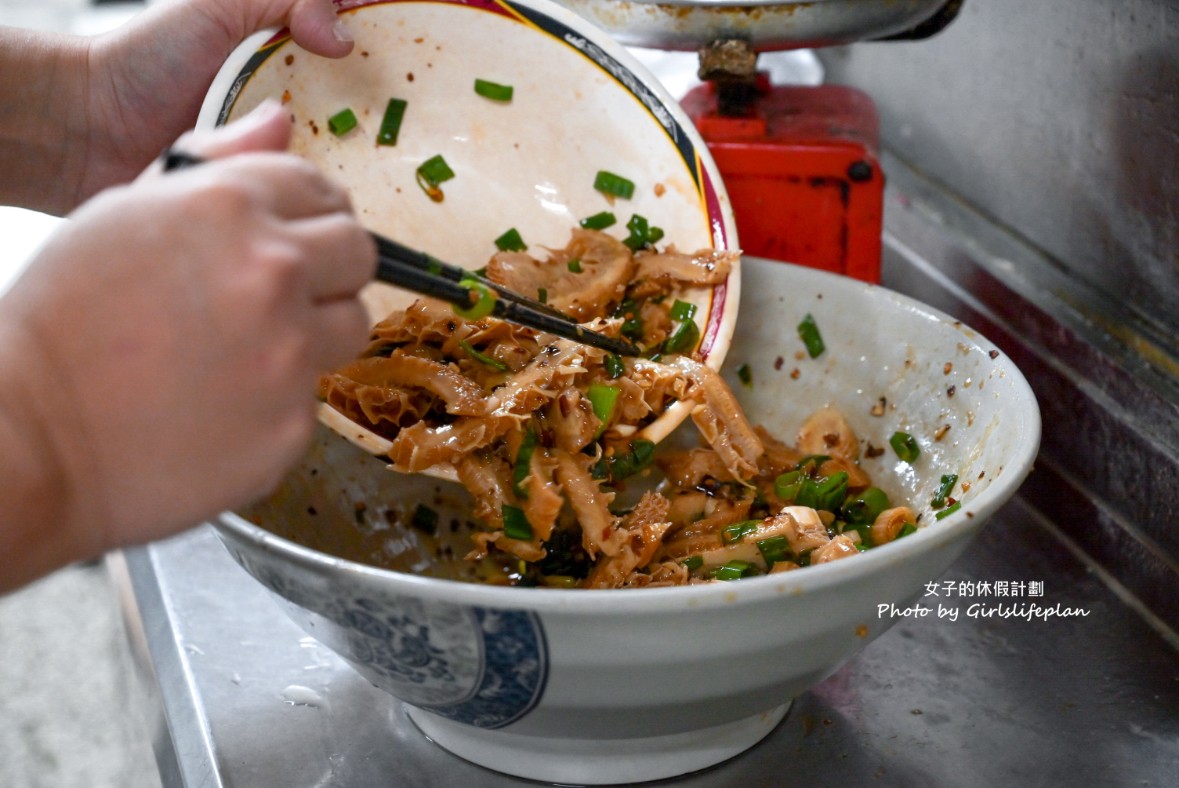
top-left (549, 0), bottom-right (955, 52)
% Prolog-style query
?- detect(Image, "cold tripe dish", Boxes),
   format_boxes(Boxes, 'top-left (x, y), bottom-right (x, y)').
top-left (318, 227), bottom-right (921, 589)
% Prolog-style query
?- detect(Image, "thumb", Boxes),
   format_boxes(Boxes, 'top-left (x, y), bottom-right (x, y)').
top-left (176, 99), bottom-right (292, 162)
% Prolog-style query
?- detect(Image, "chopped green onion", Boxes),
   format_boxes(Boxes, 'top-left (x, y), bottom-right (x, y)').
top-left (796, 455), bottom-right (831, 473)
top-left (797, 313), bottom-right (825, 358)
top-left (567, 258), bottom-right (583, 273)
top-left (623, 213), bottom-right (664, 250)
top-left (721, 520), bottom-right (760, 545)
top-left (604, 354), bottom-right (625, 380)
top-left (454, 276), bottom-right (496, 320)
top-left (737, 363), bottom-right (753, 387)
top-left (843, 487), bottom-right (891, 525)
top-left (934, 501), bottom-right (961, 521)
top-left (711, 560), bottom-right (754, 581)
top-left (681, 555), bottom-right (704, 570)
top-left (495, 227), bottom-right (526, 252)
top-left (327, 108), bottom-right (358, 136)
top-left (587, 383), bottom-right (620, 436)
top-left (796, 471), bottom-right (849, 513)
top-left (663, 316), bottom-right (700, 355)
top-left (502, 504), bottom-right (533, 540)
top-left (580, 211), bottom-right (617, 230)
top-left (614, 298), bottom-right (644, 341)
top-left (416, 154), bottom-right (455, 201)
top-left (537, 287), bottom-right (548, 304)
top-left (512, 428), bottom-right (538, 498)
top-left (460, 339), bottom-right (509, 371)
top-left (377, 98), bottom-right (408, 146)
top-left (932, 473), bottom-right (959, 509)
top-left (474, 78), bottom-right (513, 102)
top-left (890, 431), bottom-right (921, 463)
top-left (897, 523), bottom-right (920, 538)
top-left (669, 300), bottom-right (697, 321)
top-left (593, 170), bottom-right (635, 199)
top-left (774, 470), bottom-right (804, 501)
top-left (850, 522), bottom-right (874, 548)
top-left (604, 439), bottom-right (656, 482)
top-left (756, 535), bottom-right (792, 566)
top-left (409, 504), bottom-right (438, 535)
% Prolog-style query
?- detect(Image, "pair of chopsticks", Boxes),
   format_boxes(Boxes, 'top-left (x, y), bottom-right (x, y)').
top-left (161, 149), bottom-right (642, 357)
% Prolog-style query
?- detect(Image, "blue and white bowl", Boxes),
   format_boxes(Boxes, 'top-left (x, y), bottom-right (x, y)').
top-left (215, 257), bottom-right (1041, 784)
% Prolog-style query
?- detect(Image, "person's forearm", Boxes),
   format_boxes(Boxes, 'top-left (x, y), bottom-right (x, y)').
top-left (0, 322), bottom-right (97, 592)
top-left (0, 26), bottom-right (91, 215)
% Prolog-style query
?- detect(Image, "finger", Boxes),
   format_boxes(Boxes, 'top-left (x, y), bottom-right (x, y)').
top-left (308, 298), bottom-right (371, 372)
top-left (185, 99), bottom-right (293, 160)
top-left (288, 213), bottom-right (377, 299)
top-left (287, 0), bottom-right (354, 58)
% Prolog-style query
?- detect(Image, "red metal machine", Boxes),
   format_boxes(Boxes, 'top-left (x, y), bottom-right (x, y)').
top-left (681, 76), bottom-right (883, 281)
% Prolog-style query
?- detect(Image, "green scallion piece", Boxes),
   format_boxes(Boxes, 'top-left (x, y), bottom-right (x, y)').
top-left (774, 470), bottom-right (804, 502)
top-left (537, 287), bottom-right (548, 304)
top-left (663, 317), bottom-right (700, 355)
top-left (897, 523), bottom-right (920, 538)
top-left (416, 154), bottom-right (455, 201)
top-left (567, 258), bottom-right (583, 273)
top-left (721, 520), bottom-right (760, 545)
top-left (797, 313), bottom-right (825, 358)
top-left (623, 213), bottom-right (664, 250)
top-left (934, 501), bottom-right (961, 521)
top-left (681, 555), bottom-right (704, 571)
top-left (737, 363), bottom-right (753, 387)
top-left (669, 300), bottom-right (697, 321)
top-left (474, 78), bottom-right (513, 102)
top-left (580, 211), bottom-right (617, 230)
top-left (327, 108), bottom-right (358, 136)
top-left (512, 428), bottom-right (537, 499)
top-left (377, 98), bottom-right (408, 146)
top-left (850, 523), bottom-right (874, 548)
top-left (409, 504), bottom-right (438, 535)
top-left (454, 276), bottom-right (496, 320)
top-left (711, 560), bottom-right (754, 581)
top-left (460, 339), bottom-right (509, 372)
top-left (604, 354), bottom-right (625, 380)
top-left (843, 487), bottom-right (890, 525)
top-left (606, 439), bottom-right (656, 482)
top-left (502, 504), bottom-right (533, 540)
top-left (587, 383), bottom-right (620, 437)
top-left (890, 431), bottom-right (921, 463)
top-left (495, 227), bottom-right (526, 252)
top-left (796, 471), bottom-right (849, 513)
top-left (593, 170), bottom-right (635, 199)
top-left (796, 455), bottom-right (831, 472)
top-left (756, 535), bottom-right (792, 566)
top-left (932, 473), bottom-right (959, 509)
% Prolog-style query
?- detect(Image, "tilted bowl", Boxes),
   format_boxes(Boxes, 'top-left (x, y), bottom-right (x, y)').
top-left (214, 257), bottom-right (1041, 784)
top-left (196, 0), bottom-right (739, 479)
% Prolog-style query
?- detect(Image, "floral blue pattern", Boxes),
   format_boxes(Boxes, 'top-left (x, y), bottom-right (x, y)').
top-left (225, 544), bottom-right (548, 729)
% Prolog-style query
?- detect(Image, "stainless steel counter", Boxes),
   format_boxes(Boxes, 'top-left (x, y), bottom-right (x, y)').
top-left (118, 494), bottom-right (1178, 787)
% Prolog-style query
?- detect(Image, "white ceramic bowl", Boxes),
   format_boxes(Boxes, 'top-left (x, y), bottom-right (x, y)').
top-left (215, 258), bottom-right (1041, 784)
top-left (197, 0), bottom-right (739, 476)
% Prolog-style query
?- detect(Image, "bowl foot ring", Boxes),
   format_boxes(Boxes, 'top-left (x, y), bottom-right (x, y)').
top-left (405, 701), bottom-right (790, 785)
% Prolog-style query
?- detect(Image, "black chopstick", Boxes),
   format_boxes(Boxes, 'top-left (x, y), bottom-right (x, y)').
top-left (161, 148), bottom-right (642, 357)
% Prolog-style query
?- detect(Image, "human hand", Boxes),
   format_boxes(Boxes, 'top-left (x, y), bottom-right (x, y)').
top-left (0, 101), bottom-right (374, 588)
top-left (61, 0), bottom-right (354, 211)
